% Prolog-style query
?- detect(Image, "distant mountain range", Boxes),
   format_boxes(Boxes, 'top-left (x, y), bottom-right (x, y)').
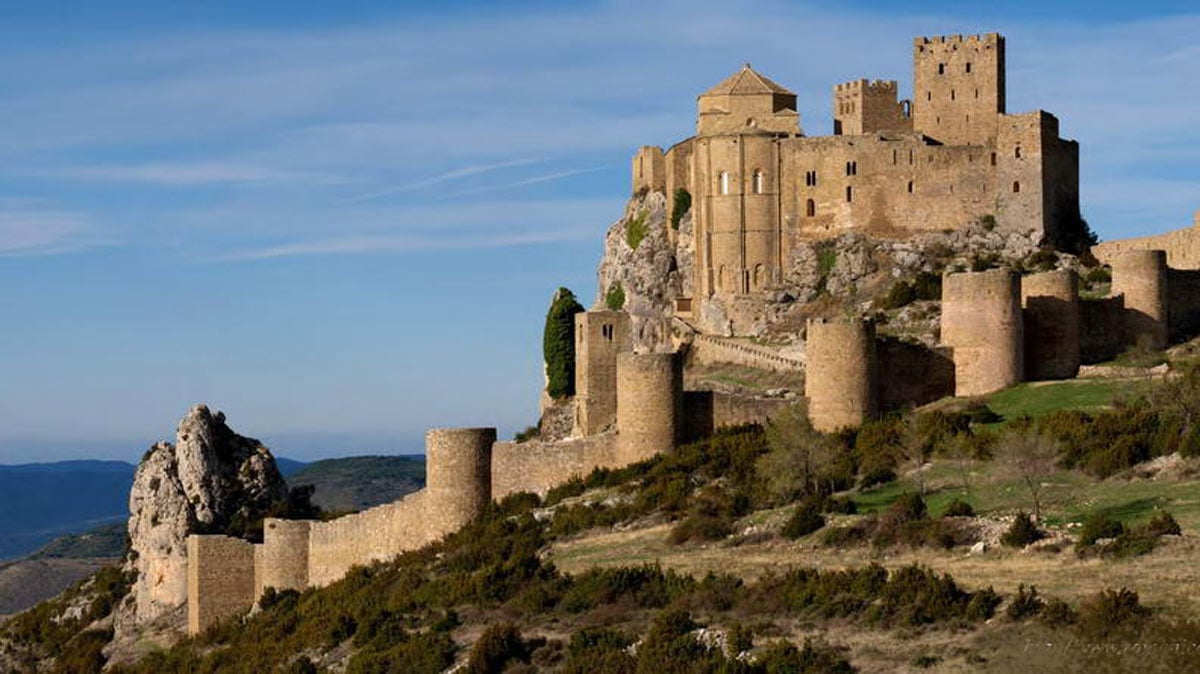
top-left (0, 461), bottom-right (136, 561)
top-left (0, 454), bottom-right (425, 562)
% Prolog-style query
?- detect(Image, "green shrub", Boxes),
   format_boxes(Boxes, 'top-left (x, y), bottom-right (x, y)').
top-left (912, 271), bottom-right (943, 301)
top-left (1001, 512), bottom-right (1043, 548)
top-left (942, 499), bottom-right (975, 518)
top-left (670, 188), bottom-right (691, 230)
top-left (816, 243), bottom-right (838, 276)
top-left (625, 210), bottom-right (649, 249)
top-left (782, 501), bottom-right (826, 539)
top-left (559, 628), bottom-right (634, 674)
top-left (1076, 589), bottom-right (1150, 641)
top-left (1040, 597), bottom-right (1078, 627)
top-left (970, 253), bottom-right (1000, 272)
top-left (1076, 513), bottom-right (1124, 548)
top-left (859, 467), bottom-right (896, 489)
top-left (1006, 584), bottom-right (1044, 621)
top-left (467, 623), bottom-right (530, 674)
top-left (605, 281), bottom-right (625, 310)
top-left (1026, 248), bottom-right (1058, 272)
top-left (755, 639), bottom-right (854, 673)
top-left (543, 287), bottom-right (584, 399)
top-left (979, 214), bottom-right (997, 231)
top-left (669, 511), bottom-right (733, 544)
top-left (1084, 266), bottom-right (1111, 286)
top-left (887, 493), bottom-right (928, 522)
top-left (879, 281), bottom-right (916, 310)
top-left (1145, 511), bottom-right (1182, 537)
top-left (513, 425), bottom-right (539, 443)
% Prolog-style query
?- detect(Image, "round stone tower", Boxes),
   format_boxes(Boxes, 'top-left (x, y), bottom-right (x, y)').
top-left (1021, 270), bottom-right (1081, 380)
top-left (1111, 249), bottom-right (1168, 350)
top-left (941, 269), bottom-right (1024, 396)
top-left (804, 317), bottom-right (877, 432)
top-left (425, 428), bottom-right (495, 534)
top-left (615, 352), bottom-right (682, 466)
top-left (257, 518), bottom-right (311, 595)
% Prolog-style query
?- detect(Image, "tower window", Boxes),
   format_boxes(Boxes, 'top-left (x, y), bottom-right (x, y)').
top-left (602, 324), bottom-right (613, 340)
top-left (975, 88), bottom-right (979, 99)
top-left (1013, 181), bottom-right (1021, 193)
top-left (927, 91), bottom-right (932, 101)
top-left (892, 149), bottom-right (897, 165)
top-left (966, 62), bottom-right (972, 73)
top-left (845, 161), bottom-right (857, 176)
top-left (846, 186), bottom-right (853, 202)
top-left (1015, 146), bottom-right (1022, 159)
top-left (909, 149), bottom-right (914, 164)
top-left (907, 180), bottom-right (914, 194)
top-left (990, 152), bottom-right (997, 166)
top-left (752, 169), bottom-right (764, 194)
top-left (951, 89), bottom-right (956, 101)
top-left (938, 63), bottom-right (946, 75)
top-left (806, 198), bottom-right (815, 217)
top-left (719, 171), bottom-right (729, 195)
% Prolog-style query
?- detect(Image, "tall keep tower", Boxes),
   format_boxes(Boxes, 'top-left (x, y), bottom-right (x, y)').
top-left (574, 310), bottom-right (631, 436)
top-left (912, 33), bottom-right (1005, 145)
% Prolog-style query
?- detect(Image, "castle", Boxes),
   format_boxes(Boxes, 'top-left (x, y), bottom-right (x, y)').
top-left (182, 32), bottom-right (1200, 635)
top-left (632, 33), bottom-right (1082, 299)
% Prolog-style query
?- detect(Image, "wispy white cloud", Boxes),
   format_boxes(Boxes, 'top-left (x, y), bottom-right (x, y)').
top-left (216, 229), bottom-right (591, 262)
top-left (344, 158), bottom-right (543, 202)
top-left (17, 162), bottom-right (351, 186)
top-left (443, 166), bottom-right (608, 197)
top-left (0, 205), bottom-right (98, 255)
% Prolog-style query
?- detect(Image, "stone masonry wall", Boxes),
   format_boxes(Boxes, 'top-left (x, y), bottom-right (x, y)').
top-left (681, 391), bottom-right (790, 442)
top-left (187, 535), bottom-right (255, 635)
top-left (491, 434), bottom-right (617, 499)
top-left (689, 334), bottom-right (803, 372)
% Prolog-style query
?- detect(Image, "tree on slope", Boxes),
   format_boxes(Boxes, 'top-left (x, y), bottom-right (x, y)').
top-left (543, 287), bottom-right (585, 399)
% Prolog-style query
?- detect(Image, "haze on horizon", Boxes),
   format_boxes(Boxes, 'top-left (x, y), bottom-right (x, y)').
top-left (1, 0), bottom-right (1197, 463)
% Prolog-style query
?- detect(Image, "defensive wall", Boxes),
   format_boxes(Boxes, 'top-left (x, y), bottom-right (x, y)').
top-left (803, 252), bottom-right (1200, 431)
top-left (1093, 212), bottom-right (1200, 270)
top-left (187, 312), bottom-right (787, 634)
top-left (688, 334), bottom-right (804, 372)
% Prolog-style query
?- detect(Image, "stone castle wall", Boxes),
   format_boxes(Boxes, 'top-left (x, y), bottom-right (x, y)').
top-left (681, 391), bottom-right (790, 442)
top-left (1021, 270), bottom-right (1081, 380)
top-left (688, 334), bottom-right (803, 372)
top-left (491, 434), bottom-right (617, 499)
top-left (187, 535), bottom-right (255, 634)
top-left (877, 338), bottom-right (956, 411)
top-left (616, 352), bottom-right (682, 465)
top-left (1092, 213), bottom-right (1200, 270)
top-left (646, 32), bottom-right (1081, 302)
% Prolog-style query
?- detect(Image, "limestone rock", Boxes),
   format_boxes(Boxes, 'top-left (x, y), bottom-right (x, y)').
top-left (595, 191), bottom-right (680, 352)
top-left (117, 404), bottom-right (287, 630)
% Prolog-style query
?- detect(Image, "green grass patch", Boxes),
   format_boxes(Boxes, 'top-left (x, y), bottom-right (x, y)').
top-left (984, 380), bottom-right (1118, 423)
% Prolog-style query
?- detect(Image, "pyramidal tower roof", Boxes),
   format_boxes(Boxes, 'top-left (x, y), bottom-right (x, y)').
top-left (701, 64), bottom-right (794, 97)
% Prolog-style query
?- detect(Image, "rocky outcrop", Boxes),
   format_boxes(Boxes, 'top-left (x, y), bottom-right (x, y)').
top-left (116, 404), bottom-right (287, 630)
top-left (596, 191), bottom-right (682, 352)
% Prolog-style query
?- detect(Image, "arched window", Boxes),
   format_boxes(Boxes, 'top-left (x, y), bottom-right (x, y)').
top-left (806, 199), bottom-right (816, 217)
top-left (718, 171), bottom-right (729, 195)
top-left (1014, 146), bottom-right (1022, 159)
top-left (752, 169), bottom-right (764, 194)
top-left (1012, 181), bottom-right (1021, 193)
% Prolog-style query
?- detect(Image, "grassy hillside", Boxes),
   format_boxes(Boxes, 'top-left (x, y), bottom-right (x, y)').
top-left (288, 455), bottom-right (425, 512)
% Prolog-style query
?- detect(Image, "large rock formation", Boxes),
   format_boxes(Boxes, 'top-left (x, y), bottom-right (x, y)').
top-left (595, 191), bottom-right (1054, 344)
top-left (596, 191), bottom-right (683, 353)
top-left (117, 404), bottom-right (287, 629)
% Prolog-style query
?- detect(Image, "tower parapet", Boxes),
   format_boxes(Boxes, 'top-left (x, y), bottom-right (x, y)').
top-left (257, 519), bottom-right (311, 596)
top-left (942, 269), bottom-right (1023, 396)
top-left (632, 146), bottom-right (666, 194)
top-left (1111, 250), bottom-right (1168, 349)
top-left (804, 318), bottom-right (877, 431)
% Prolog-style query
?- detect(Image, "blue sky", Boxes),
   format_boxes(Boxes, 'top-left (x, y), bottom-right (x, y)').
top-left (1, 1), bottom-right (1197, 462)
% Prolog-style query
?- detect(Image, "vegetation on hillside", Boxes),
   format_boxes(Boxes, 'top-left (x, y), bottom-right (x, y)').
top-left (288, 456), bottom-right (425, 512)
top-left (543, 287), bottom-right (585, 399)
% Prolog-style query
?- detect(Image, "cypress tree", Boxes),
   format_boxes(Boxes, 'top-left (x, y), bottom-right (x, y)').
top-left (543, 287), bottom-right (584, 399)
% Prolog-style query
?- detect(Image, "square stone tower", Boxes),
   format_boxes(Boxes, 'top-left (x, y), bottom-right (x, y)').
top-left (573, 310), bottom-right (631, 436)
top-left (912, 33), bottom-right (1005, 145)
top-left (832, 79), bottom-right (912, 136)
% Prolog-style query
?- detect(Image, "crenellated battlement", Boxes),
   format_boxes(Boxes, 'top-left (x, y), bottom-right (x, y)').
top-left (914, 33), bottom-right (1002, 47)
